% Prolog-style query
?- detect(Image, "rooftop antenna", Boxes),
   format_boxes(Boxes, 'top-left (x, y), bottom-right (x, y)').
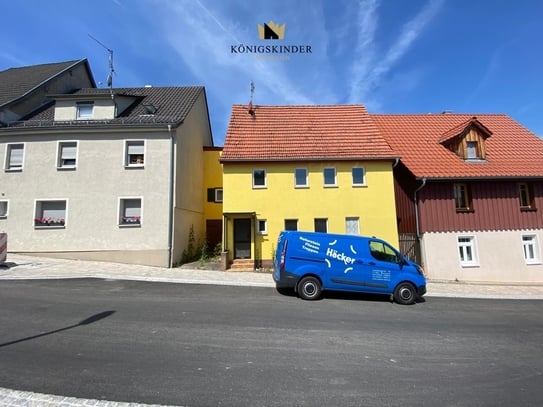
top-left (248, 81), bottom-right (255, 118)
top-left (88, 34), bottom-right (115, 90)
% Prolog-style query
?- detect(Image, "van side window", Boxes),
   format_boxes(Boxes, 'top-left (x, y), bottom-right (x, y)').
top-left (369, 241), bottom-right (398, 263)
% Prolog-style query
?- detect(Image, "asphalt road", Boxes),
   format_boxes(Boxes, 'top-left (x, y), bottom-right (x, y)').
top-left (0, 279), bottom-right (542, 407)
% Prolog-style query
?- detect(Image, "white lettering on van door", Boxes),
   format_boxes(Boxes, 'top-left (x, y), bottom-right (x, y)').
top-left (299, 236), bottom-right (321, 254)
top-left (326, 248), bottom-right (356, 266)
top-left (372, 269), bottom-right (391, 281)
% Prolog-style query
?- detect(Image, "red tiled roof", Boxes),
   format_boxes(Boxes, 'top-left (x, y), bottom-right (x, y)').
top-left (371, 113), bottom-right (543, 179)
top-left (221, 104), bottom-right (396, 162)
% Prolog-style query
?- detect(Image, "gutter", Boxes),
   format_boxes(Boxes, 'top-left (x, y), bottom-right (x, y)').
top-left (167, 124), bottom-right (175, 267)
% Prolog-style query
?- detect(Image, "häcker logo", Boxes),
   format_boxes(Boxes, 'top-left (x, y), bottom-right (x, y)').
top-left (230, 20), bottom-right (312, 59)
top-left (258, 21), bottom-right (285, 40)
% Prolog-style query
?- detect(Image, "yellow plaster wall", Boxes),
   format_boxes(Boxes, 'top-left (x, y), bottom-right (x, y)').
top-left (203, 148), bottom-right (223, 221)
top-left (223, 161), bottom-right (399, 263)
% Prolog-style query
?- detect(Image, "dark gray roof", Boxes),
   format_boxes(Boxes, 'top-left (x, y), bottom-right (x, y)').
top-left (8, 86), bottom-right (206, 128)
top-left (0, 59), bottom-right (95, 107)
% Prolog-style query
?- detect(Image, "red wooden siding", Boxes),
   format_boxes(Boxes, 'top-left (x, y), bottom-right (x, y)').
top-left (418, 180), bottom-right (543, 232)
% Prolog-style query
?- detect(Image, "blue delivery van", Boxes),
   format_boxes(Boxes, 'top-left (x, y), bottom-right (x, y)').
top-left (273, 231), bottom-right (426, 305)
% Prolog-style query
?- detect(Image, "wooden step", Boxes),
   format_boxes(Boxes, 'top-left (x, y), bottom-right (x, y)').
top-left (228, 259), bottom-right (255, 272)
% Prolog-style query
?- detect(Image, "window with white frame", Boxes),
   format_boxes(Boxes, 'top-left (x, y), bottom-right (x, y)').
top-left (323, 167), bottom-right (336, 187)
top-left (252, 169), bottom-right (266, 188)
top-left (76, 102), bottom-right (93, 119)
top-left (57, 141), bottom-right (78, 169)
top-left (257, 219), bottom-right (267, 234)
top-left (119, 198), bottom-right (142, 226)
top-left (5, 143), bottom-right (24, 171)
top-left (215, 188), bottom-right (223, 202)
top-left (125, 141), bottom-right (145, 167)
top-left (352, 167), bottom-right (366, 186)
top-left (346, 217), bottom-right (360, 235)
top-left (457, 236), bottom-right (478, 267)
top-left (34, 200), bottom-right (66, 227)
top-left (294, 168), bottom-right (308, 187)
top-left (0, 200), bottom-right (8, 218)
top-left (522, 235), bottom-right (540, 264)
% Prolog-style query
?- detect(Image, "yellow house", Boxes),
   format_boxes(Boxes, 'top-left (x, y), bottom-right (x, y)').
top-left (220, 104), bottom-right (400, 270)
top-left (202, 146), bottom-right (223, 253)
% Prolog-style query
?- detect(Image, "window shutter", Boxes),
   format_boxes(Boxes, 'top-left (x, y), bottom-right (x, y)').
top-left (127, 143), bottom-right (144, 155)
top-left (42, 201), bottom-right (66, 219)
top-left (207, 188), bottom-right (215, 202)
top-left (123, 199), bottom-right (141, 217)
top-left (61, 144), bottom-right (77, 159)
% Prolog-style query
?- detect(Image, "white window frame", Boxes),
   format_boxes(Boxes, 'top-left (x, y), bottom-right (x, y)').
top-left (76, 102), bottom-right (94, 119)
top-left (0, 200), bottom-right (8, 218)
top-left (124, 140), bottom-right (145, 167)
top-left (294, 168), bottom-right (308, 188)
top-left (323, 167), bottom-right (337, 187)
top-left (352, 167), bottom-right (366, 186)
top-left (457, 235), bottom-right (479, 267)
top-left (522, 235), bottom-right (541, 265)
top-left (215, 188), bottom-right (223, 203)
top-left (252, 169), bottom-right (266, 189)
top-left (346, 217), bottom-right (360, 235)
top-left (5, 143), bottom-right (24, 171)
top-left (257, 219), bottom-right (267, 235)
top-left (57, 141), bottom-right (78, 169)
top-left (118, 197), bottom-right (143, 227)
top-left (34, 199), bottom-right (67, 228)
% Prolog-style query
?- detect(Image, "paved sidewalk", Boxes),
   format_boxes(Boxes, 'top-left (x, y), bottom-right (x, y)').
top-left (2, 253), bottom-right (543, 300)
top-left (1, 253), bottom-right (543, 407)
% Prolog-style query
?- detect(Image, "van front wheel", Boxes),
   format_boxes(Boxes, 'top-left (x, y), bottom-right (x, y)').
top-left (298, 276), bottom-right (322, 300)
top-left (394, 282), bottom-right (416, 305)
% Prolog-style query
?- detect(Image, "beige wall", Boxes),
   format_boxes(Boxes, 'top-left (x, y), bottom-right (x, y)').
top-left (0, 130), bottom-right (173, 266)
top-left (422, 230), bottom-right (543, 283)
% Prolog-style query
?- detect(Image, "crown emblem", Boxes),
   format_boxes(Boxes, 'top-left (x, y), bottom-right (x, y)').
top-left (258, 21), bottom-right (285, 40)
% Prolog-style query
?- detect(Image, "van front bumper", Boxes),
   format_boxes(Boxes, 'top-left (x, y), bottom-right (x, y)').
top-left (418, 285), bottom-right (427, 296)
top-left (273, 269), bottom-right (299, 288)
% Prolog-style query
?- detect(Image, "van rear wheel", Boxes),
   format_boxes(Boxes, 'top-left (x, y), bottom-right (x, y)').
top-left (298, 276), bottom-right (322, 300)
top-left (394, 282), bottom-right (416, 305)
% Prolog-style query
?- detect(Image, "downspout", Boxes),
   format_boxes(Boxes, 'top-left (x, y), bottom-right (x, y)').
top-left (414, 177), bottom-right (427, 239)
top-left (167, 124), bottom-right (174, 267)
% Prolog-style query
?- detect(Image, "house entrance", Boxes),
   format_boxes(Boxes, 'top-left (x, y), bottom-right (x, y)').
top-left (234, 218), bottom-right (251, 259)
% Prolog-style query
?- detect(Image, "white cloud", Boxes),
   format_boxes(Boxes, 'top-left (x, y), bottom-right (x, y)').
top-left (348, 0), bottom-right (444, 104)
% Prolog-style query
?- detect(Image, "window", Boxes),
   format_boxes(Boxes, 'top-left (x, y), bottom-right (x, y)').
top-left (5, 143), bottom-right (24, 171)
top-left (76, 102), bottom-right (93, 119)
top-left (252, 169), bottom-right (266, 188)
top-left (207, 188), bottom-right (223, 203)
top-left (125, 141), bottom-right (145, 166)
top-left (352, 167), bottom-right (366, 186)
top-left (323, 168), bottom-right (336, 187)
top-left (294, 168), bottom-right (308, 187)
top-left (34, 200), bottom-right (66, 227)
top-left (257, 219), bottom-right (267, 234)
top-left (284, 219), bottom-right (298, 231)
top-left (215, 188), bottom-right (223, 203)
top-left (454, 183), bottom-right (472, 211)
top-left (458, 236), bottom-right (478, 267)
top-left (466, 141), bottom-right (478, 159)
top-left (0, 200), bottom-right (8, 218)
top-left (57, 141), bottom-right (78, 169)
top-left (518, 183), bottom-right (535, 210)
top-left (522, 235), bottom-right (540, 264)
top-left (369, 240), bottom-right (399, 263)
top-left (119, 198), bottom-right (142, 226)
top-left (346, 217), bottom-right (360, 235)
top-left (314, 218), bottom-right (327, 233)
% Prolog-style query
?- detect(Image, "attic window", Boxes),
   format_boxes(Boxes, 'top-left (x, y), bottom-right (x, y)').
top-left (440, 118), bottom-right (491, 162)
top-left (76, 102), bottom-right (94, 119)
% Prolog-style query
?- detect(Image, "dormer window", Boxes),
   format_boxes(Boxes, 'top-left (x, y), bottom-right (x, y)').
top-left (440, 117), bottom-right (491, 162)
top-left (76, 102), bottom-right (93, 119)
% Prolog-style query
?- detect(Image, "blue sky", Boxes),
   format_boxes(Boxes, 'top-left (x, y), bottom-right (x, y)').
top-left (2, 0), bottom-right (542, 145)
